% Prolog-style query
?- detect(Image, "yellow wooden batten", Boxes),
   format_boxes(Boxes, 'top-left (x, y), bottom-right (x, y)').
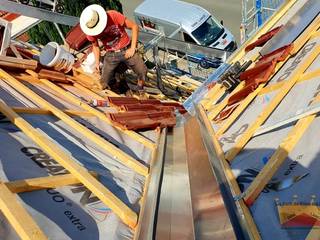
top-left (258, 68), bottom-right (320, 96)
top-left (0, 69), bottom-right (148, 176)
top-left (5, 172), bottom-right (97, 193)
top-left (0, 99), bottom-right (138, 228)
top-left (0, 182), bottom-right (48, 240)
top-left (12, 107), bottom-right (94, 117)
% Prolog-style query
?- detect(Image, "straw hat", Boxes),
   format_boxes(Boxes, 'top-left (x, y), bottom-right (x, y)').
top-left (80, 4), bottom-right (107, 36)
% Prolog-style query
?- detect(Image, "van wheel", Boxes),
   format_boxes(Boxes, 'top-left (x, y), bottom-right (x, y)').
top-left (55, 3), bottom-right (64, 13)
top-left (18, 0), bottom-right (30, 4)
top-left (200, 60), bottom-right (209, 69)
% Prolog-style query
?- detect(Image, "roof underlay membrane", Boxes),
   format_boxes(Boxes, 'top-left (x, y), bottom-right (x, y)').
top-left (0, 0), bottom-right (320, 239)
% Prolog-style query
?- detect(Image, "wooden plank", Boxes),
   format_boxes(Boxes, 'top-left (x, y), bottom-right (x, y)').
top-left (0, 60), bottom-right (37, 70)
top-left (5, 172), bottom-right (97, 193)
top-left (0, 69), bottom-right (149, 176)
top-left (10, 73), bottom-right (40, 83)
top-left (71, 82), bottom-right (106, 100)
top-left (226, 41), bottom-right (320, 162)
top-left (226, 25), bottom-right (320, 161)
top-left (10, 45), bottom-right (22, 59)
top-left (39, 78), bottom-right (156, 150)
top-left (197, 104), bottom-right (261, 240)
top-left (12, 107), bottom-right (94, 117)
top-left (0, 100), bottom-right (138, 228)
top-left (0, 55), bottom-right (37, 65)
top-left (0, 182), bottom-right (48, 240)
top-left (259, 68), bottom-right (320, 95)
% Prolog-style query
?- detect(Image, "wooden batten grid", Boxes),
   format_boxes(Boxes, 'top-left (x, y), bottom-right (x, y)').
top-left (0, 99), bottom-right (138, 229)
top-left (0, 69), bottom-right (148, 176)
top-left (25, 70), bottom-right (156, 150)
top-left (202, 0), bottom-right (299, 115)
top-left (225, 29), bottom-right (320, 162)
top-left (38, 78), bottom-right (156, 150)
top-left (241, 32), bottom-right (320, 205)
top-left (0, 65), bottom-right (166, 238)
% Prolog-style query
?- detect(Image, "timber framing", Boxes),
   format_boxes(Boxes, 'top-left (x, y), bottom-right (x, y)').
top-left (0, 99), bottom-right (138, 228)
top-left (0, 69), bottom-right (149, 176)
top-left (0, 63), bottom-right (168, 239)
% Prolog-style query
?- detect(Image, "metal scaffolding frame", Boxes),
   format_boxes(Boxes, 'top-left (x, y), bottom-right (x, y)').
top-left (241, 0), bottom-right (284, 43)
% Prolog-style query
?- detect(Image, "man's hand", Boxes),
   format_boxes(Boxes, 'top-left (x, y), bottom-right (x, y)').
top-left (125, 47), bottom-right (135, 59)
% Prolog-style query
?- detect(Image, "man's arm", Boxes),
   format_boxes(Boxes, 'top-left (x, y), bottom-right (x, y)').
top-left (92, 40), bottom-right (100, 72)
top-left (124, 18), bottom-right (139, 59)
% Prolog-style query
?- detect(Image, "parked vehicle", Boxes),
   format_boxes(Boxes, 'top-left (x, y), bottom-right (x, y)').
top-left (134, 0), bottom-right (237, 52)
top-left (16, 0), bottom-right (64, 13)
top-left (187, 53), bottom-right (224, 69)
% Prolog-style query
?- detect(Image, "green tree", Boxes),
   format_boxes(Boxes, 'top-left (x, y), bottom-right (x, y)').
top-left (28, 0), bottom-right (122, 45)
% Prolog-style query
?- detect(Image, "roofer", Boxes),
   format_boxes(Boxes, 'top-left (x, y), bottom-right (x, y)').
top-left (80, 4), bottom-right (147, 95)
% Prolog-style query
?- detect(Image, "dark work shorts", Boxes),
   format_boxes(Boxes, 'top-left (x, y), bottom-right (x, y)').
top-left (100, 48), bottom-right (147, 89)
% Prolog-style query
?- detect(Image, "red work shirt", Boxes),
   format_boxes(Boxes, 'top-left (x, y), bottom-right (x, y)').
top-left (87, 10), bottom-right (130, 51)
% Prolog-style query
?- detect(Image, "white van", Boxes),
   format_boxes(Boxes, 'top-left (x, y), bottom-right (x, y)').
top-left (134, 0), bottom-right (237, 51)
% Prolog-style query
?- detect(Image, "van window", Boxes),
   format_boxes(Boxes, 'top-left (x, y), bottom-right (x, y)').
top-left (192, 17), bottom-right (224, 46)
top-left (183, 33), bottom-right (196, 44)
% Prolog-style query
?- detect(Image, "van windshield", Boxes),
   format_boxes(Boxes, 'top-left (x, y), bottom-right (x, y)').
top-left (192, 17), bottom-right (224, 46)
